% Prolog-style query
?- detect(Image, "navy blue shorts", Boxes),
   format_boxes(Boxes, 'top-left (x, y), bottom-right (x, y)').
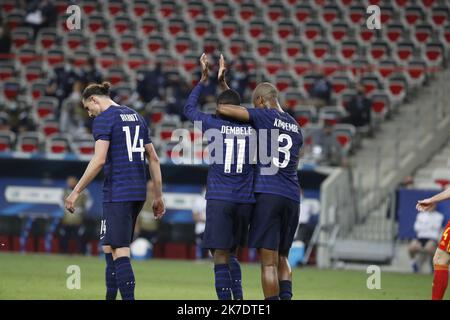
top-left (248, 193), bottom-right (300, 255)
top-left (100, 201), bottom-right (145, 249)
top-left (202, 200), bottom-right (253, 250)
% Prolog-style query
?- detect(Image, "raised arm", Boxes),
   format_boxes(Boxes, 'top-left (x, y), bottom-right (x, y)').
top-left (145, 143), bottom-right (165, 219)
top-left (217, 103), bottom-right (250, 122)
top-left (218, 54), bottom-right (230, 91)
top-left (416, 188), bottom-right (450, 211)
top-left (65, 140), bottom-right (109, 213)
top-left (183, 53), bottom-right (209, 123)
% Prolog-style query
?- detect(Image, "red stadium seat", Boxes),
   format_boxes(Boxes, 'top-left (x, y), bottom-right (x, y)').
top-left (302, 23), bottom-right (322, 43)
top-left (293, 58), bottom-right (313, 77)
top-left (37, 29), bottom-right (57, 51)
top-left (194, 20), bottom-right (211, 38)
top-left (339, 41), bottom-right (358, 63)
top-left (376, 59), bottom-right (397, 81)
top-left (387, 75), bottom-right (408, 103)
top-left (284, 90), bottom-right (306, 110)
top-left (229, 38), bottom-right (246, 57)
top-left (212, 3), bottom-right (230, 20)
top-left (431, 6), bottom-right (448, 28)
top-left (413, 25), bottom-right (432, 46)
top-left (347, 5), bottom-right (365, 26)
top-left (17, 132), bottom-right (43, 154)
top-left (87, 15), bottom-right (106, 34)
top-left (395, 43), bottom-right (415, 64)
top-left (36, 97), bottom-right (58, 120)
top-left (284, 40), bottom-right (305, 60)
top-left (24, 65), bottom-right (42, 83)
top-left (6, 11), bottom-right (24, 31)
top-left (294, 4), bottom-right (314, 24)
top-left (402, 7), bottom-right (423, 26)
top-left (221, 20), bottom-right (239, 39)
top-left (31, 81), bottom-right (47, 100)
top-left (186, 1), bottom-right (206, 19)
top-left (46, 49), bottom-right (64, 67)
top-left (0, 64), bottom-right (15, 81)
top-left (119, 34), bottom-right (138, 52)
top-left (3, 81), bottom-right (20, 101)
top-left (139, 17), bottom-right (160, 36)
top-left (65, 32), bottom-right (84, 50)
top-left (93, 33), bottom-right (115, 52)
top-left (331, 75), bottom-right (350, 96)
top-left (46, 135), bottom-right (71, 154)
top-left (293, 106), bottom-right (316, 127)
top-left (131, 0), bottom-right (150, 18)
top-left (385, 24), bottom-right (405, 44)
top-left (81, 0), bottom-right (98, 16)
top-left (370, 92), bottom-right (390, 118)
top-left (41, 120), bottom-right (60, 137)
top-left (310, 41), bottom-right (330, 61)
top-left (11, 27), bottom-right (33, 50)
top-left (1, 0), bottom-right (15, 13)
top-left (160, 1), bottom-right (175, 18)
top-left (0, 131), bottom-right (16, 152)
top-left (277, 21), bottom-right (295, 40)
top-left (320, 5), bottom-right (340, 25)
top-left (424, 43), bottom-right (444, 67)
top-left (248, 21), bottom-right (266, 39)
top-left (107, 0), bottom-right (126, 17)
top-left (329, 23), bottom-right (350, 43)
top-left (146, 36), bottom-right (165, 54)
top-left (368, 43), bottom-right (389, 64)
top-left (266, 3), bottom-right (285, 22)
top-left (239, 3), bottom-right (256, 21)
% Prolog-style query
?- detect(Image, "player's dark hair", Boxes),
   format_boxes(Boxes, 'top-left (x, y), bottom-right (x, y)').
top-left (217, 89), bottom-right (241, 106)
top-left (82, 82), bottom-right (111, 101)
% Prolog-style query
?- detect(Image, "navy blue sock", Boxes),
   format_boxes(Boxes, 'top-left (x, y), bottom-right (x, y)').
top-left (265, 296), bottom-right (280, 300)
top-left (279, 280), bottom-right (292, 300)
top-left (115, 257), bottom-right (135, 300)
top-left (214, 264), bottom-right (232, 300)
top-left (229, 255), bottom-right (243, 300)
top-left (105, 253), bottom-right (118, 300)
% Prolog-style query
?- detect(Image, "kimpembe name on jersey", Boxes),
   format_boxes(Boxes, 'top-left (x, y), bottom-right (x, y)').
top-left (120, 114), bottom-right (139, 122)
top-left (220, 125), bottom-right (253, 135)
top-left (273, 118), bottom-right (299, 133)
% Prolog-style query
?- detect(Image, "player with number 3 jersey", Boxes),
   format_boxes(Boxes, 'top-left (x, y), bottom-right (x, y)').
top-left (217, 66), bottom-right (303, 300)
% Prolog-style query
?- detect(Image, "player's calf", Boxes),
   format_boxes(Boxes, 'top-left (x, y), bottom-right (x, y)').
top-left (432, 248), bottom-right (450, 300)
top-left (113, 248), bottom-right (136, 300)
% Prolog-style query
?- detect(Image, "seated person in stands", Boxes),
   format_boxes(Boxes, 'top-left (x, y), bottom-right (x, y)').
top-left (408, 203), bottom-right (444, 273)
top-left (308, 72), bottom-right (332, 108)
top-left (343, 84), bottom-right (372, 134)
top-left (59, 176), bottom-right (92, 254)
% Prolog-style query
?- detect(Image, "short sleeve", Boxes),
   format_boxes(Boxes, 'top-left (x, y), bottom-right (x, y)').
top-left (247, 108), bottom-right (271, 129)
top-left (92, 115), bottom-right (113, 141)
top-left (138, 114), bottom-right (152, 145)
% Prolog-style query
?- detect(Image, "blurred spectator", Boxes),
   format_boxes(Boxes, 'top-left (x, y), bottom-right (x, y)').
top-left (400, 176), bottom-right (415, 189)
top-left (192, 187), bottom-right (209, 259)
top-left (59, 100), bottom-right (91, 136)
top-left (80, 57), bottom-right (103, 88)
top-left (1, 99), bottom-right (35, 133)
top-left (166, 74), bottom-right (191, 120)
top-left (0, 24), bottom-right (12, 60)
top-left (295, 190), bottom-right (320, 250)
top-left (137, 62), bottom-right (166, 103)
top-left (309, 72), bottom-right (332, 108)
top-left (408, 203), bottom-right (444, 273)
top-left (135, 181), bottom-right (159, 245)
top-left (0, 111), bottom-right (10, 131)
top-left (59, 176), bottom-right (92, 254)
top-left (344, 84), bottom-right (372, 130)
top-left (46, 57), bottom-right (82, 105)
top-left (315, 122), bottom-right (344, 166)
top-left (229, 56), bottom-right (249, 99)
top-left (24, 0), bottom-right (57, 37)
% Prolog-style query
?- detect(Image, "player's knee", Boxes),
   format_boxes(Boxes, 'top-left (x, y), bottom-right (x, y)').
top-left (214, 249), bottom-right (229, 264)
top-left (433, 249), bottom-right (450, 266)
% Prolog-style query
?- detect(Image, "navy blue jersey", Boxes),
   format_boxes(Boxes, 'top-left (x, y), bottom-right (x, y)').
top-left (92, 105), bottom-right (151, 202)
top-left (184, 84), bottom-right (255, 204)
top-left (248, 108), bottom-right (302, 203)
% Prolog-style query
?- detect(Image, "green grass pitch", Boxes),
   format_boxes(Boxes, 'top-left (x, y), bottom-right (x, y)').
top-left (0, 252), bottom-right (444, 300)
